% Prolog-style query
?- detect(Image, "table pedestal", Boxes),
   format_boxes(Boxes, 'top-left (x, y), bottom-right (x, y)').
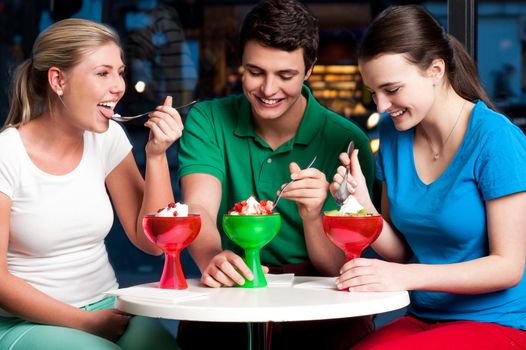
top-left (248, 322), bottom-right (268, 350)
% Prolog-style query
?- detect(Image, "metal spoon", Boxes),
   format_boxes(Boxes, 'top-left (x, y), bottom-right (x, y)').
top-left (271, 155), bottom-right (317, 209)
top-left (111, 100), bottom-right (198, 122)
top-left (333, 140), bottom-right (355, 205)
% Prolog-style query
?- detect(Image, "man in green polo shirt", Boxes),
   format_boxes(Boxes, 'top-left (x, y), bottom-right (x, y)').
top-left (177, 0), bottom-right (375, 349)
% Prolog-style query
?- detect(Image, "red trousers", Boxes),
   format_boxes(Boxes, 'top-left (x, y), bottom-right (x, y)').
top-left (351, 315), bottom-right (526, 350)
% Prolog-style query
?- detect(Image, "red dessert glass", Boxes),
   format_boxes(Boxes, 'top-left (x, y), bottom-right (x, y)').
top-left (322, 214), bottom-right (383, 261)
top-left (143, 214), bottom-right (201, 289)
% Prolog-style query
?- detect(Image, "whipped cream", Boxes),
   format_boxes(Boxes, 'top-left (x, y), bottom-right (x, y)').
top-left (156, 202), bottom-right (189, 217)
top-left (228, 195), bottom-right (274, 215)
top-left (245, 196), bottom-right (262, 215)
top-left (339, 195), bottom-right (365, 216)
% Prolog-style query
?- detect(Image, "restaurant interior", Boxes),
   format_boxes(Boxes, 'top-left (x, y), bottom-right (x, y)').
top-left (1, 0), bottom-right (525, 334)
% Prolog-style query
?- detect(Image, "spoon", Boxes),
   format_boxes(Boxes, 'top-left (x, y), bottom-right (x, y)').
top-left (333, 140), bottom-right (355, 205)
top-left (111, 100), bottom-right (198, 122)
top-left (271, 155), bottom-right (317, 209)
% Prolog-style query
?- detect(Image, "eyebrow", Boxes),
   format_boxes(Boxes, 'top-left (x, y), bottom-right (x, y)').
top-left (95, 64), bottom-right (126, 70)
top-left (364, 81), bottom-right (401, 91)
top-left (244, 63), bottom-right (299, 75)
top-left (378, 81), bottom-right (401, 89)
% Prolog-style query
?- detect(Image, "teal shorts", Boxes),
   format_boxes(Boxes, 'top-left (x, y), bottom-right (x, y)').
top-left (0, 297), bottom-right (179, 350)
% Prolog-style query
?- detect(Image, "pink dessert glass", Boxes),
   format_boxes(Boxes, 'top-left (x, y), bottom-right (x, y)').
top-left (322, 214), bottom-right (383, 261)
top-left (143, 214), bottom-right (201, 289)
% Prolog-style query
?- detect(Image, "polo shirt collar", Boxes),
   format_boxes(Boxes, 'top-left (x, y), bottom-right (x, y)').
top-left (295, 85), bottom-right (323, 145)
top-left (234, 85), bottom-right (324, 146)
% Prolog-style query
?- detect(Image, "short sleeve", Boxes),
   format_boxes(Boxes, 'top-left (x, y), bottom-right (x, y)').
top-left (476, 123), bottom-right (526, 200)
top-left (178, 102), bottom-right (225, 182)
top-left (0, 129), bottom-right (20, 198)
top-left (375, 117), bottom-right (394, 183)
top-left (375, 149), bottom-right (385, 182)
top-left (102, 121), bottom-right (133, 175)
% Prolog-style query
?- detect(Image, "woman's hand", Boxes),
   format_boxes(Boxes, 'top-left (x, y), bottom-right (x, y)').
top-left (330, 149), bottom-right (375, 212)
top-left (144, 95), bottom-right (184, 156)
top-left (336, 258), bottom-right (408, 292)
top-left (280, 162), bottom-right (329, 221)
top-left (81, 308), bottom-right (130, 342)
top-left (200, 250), bottom-right (269, 288)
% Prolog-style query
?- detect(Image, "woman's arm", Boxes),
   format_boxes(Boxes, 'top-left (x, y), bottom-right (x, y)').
top-left (337, 191), bottom-right (526, 293)
top-left (368, 182), bottom-right (412, 263)
top-left (0, 194), bottom-right (129, 341)
top-left (330, 150), bottom-right (411, 263)
top-left (105, 152), bottom-right (161, 254)
top-left (107, 96), bottom-right (183, 255)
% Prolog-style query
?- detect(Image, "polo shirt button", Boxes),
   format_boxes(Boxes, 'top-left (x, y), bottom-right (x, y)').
top-left (267, 158), bottom-right (272, 164)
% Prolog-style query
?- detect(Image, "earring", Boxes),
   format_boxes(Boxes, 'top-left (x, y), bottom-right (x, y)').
top-left (57, 90), bottom-right (63, 96)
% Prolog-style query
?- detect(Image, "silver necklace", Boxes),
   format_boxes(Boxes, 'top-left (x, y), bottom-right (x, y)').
top-left (421, 100), bottom-right (467, 161)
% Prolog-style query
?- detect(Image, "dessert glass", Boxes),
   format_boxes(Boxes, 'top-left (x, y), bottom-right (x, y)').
top-left (322, 214), bottom-right (383, 261)
top-left (222, 214), bottom-right (281, 288)
top-left (143, 214), bottom-right (201, 289)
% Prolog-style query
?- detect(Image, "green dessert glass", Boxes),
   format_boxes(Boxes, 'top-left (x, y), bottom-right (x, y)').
top-left (222, 214), bottom-right (281, 288)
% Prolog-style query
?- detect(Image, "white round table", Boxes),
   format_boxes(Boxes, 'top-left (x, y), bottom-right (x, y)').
top-left (116, 276), bottom-right (409, 349)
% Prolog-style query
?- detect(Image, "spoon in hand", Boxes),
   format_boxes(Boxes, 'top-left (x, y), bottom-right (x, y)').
top-left (111, 100), bottom-right (198, 122)
top-left (333, 141), bottom-right (355, 205)
top-left (272, 155), bottom-right (317, 209)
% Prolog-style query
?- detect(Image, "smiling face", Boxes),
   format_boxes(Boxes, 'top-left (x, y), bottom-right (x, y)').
top-left (359, 53), bottom-right (438, 131)
top-left (241, 40), bottom-right (312, 124)
top-left (58, 42), bottom-right (125, 133)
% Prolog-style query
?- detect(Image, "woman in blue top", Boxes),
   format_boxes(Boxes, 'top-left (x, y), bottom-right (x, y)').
top-left (330, 5), bottom-right (526, 349)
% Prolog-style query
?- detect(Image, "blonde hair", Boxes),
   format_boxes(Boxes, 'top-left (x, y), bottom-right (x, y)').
top-left (3, 18), bottom-right (123, 130)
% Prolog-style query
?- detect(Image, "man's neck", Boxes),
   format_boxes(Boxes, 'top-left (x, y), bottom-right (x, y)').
top-left (253, 94), bottom-right (307, 150)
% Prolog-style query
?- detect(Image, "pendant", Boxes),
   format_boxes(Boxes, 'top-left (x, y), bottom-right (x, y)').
top-left (433, 153), bottom-right (439, 161)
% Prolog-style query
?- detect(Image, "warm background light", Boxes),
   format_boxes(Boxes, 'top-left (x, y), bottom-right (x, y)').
top-left (367, 112), bottom-right (381, 129)
top-left (134, 80), bottom-right (146, 93)
top-left (370, 138), bottom-right (380, 154)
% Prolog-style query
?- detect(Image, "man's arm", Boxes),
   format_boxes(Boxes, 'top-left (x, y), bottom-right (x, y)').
top-left (181, 173), bottom-right (255, 287)
top-left (279, 163), bottom-right (346, 276)
top-left (181, 173), bottom-right (223, 271)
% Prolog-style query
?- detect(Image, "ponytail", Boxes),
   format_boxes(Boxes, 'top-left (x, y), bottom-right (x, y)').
top-left (448, 35), bottom-right (494, 110)
top-left (358, 5), bottom-right (495, 110)
top-left (3, 59), bottom-right (38, 131)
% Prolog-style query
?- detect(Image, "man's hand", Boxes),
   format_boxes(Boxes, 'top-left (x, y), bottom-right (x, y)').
top-left (200, 250), bottom-right (269, 287)
top-left (278, 162), bottom-right (329, 221)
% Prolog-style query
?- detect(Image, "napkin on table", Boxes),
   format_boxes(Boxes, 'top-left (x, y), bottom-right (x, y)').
top-left (293, 277), bottom-right (337, 290)
top-left (105, 283), bottom-right (208, 304)
top-left (265, 273), bottom-right (295, 287)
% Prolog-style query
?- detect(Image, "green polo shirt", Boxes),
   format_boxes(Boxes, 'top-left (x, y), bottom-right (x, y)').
top-left (178, 85), bottom-right (374, 266)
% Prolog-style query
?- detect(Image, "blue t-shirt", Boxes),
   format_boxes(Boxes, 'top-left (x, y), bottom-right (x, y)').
top-left (377, 100), bottom-right (526, 329)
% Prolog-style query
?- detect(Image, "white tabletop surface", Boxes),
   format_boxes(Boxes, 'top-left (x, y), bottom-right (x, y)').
top-left (115, 276), bottom-right (410, 323)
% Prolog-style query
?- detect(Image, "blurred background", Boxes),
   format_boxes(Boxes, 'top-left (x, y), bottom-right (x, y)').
top-left (0, 0), bottom-right (525, 293)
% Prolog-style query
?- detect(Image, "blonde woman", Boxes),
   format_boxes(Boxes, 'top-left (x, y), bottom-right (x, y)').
top-left (0, 19), bottom-right (181, 349)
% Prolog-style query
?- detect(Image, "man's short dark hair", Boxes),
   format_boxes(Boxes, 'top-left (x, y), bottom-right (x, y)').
top-left (240, 0), bottom-right (319, 72)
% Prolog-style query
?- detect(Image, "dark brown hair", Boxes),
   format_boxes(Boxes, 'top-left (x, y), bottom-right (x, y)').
top-left (239, 0), bottom-right (319, 73)
top-left (358, 5), bottom-right (494, 110)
